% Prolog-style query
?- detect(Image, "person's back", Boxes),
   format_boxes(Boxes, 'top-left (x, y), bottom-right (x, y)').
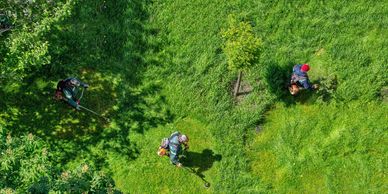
top-left (291, 64), bottom-right (312, 90)
top-left (168, 131), bottom-right (189, 167)
top-left (293, 64), bottom-right (308, 79)
top-left (168, 132), bottom-right (182, 162)
top-left (56, 77), bottom-right (89, 110)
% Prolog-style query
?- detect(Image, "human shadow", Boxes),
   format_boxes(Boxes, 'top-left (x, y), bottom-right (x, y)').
top-left (264, 62), bottom-right (295, 106)
top-left (181, 149), bottom-right (222, 180)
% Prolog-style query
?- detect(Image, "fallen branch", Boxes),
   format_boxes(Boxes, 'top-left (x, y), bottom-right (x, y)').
top-left (0, 27), bottom-right (11, 34)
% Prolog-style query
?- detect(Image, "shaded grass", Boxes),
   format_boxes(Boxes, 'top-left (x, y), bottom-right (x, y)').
top-left (0, 0), bottom-right (170, 171)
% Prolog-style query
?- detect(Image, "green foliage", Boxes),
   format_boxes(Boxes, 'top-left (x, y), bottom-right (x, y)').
top-left (0, 131), bottom-right (51, 193)
top-left (54, 164), bottom-right (121, 194)
top-left (0, 0), bottom-right (75, 82)
top-left (0, 0), bottom-right (64, 26)
top-left (221, 15), bottom-right (261, 71)
top-left (0, 14), bottom-right (11, 30)
top-left (148, 0), bottom-right (270, 192)
top-left (1, 0), bottom-right (164, 192)
top-left (0, 129), bottom-right (121, 193)
top-left (316, 75), bottom-right (338, 102)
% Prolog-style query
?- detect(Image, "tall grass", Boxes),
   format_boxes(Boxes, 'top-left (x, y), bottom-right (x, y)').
top-left (146, 0), bottom-right (388, 192)
top-left (1, 0), bottom-right (386, 192)
top-left (248, 102), bottom-right (387, 193)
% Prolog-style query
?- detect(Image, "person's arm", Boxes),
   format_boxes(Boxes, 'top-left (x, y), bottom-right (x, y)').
top-left (79, 81), bottom-right (89, 88)
top-left (169, 151), bottom-right (179, 165)
top-left (63, 89), bottom-right (80, 110)
top-left (183, 142), bottom-right (189, 150)
top-left (170, 154), bottom-right (182, 167)
top-left (293, 64), bottom-right (301, 73)
top-left (302, 79), bottom-right (313, 90)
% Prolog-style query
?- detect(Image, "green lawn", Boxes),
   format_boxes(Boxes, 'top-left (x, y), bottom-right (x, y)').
top-left (248, 102), bottom-right (387, 193)
top-left (144, 0), bottom-right (388, 192)
top-left (1, 0), bottom-right (387, 193)
top-left (109, 117), bottom-right (220, 193)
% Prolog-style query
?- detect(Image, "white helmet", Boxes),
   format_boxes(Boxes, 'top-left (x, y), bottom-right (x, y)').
top-left (179, 134), bottom-right (189, 143)
top-left (69, 78), bottom-right (80, 87)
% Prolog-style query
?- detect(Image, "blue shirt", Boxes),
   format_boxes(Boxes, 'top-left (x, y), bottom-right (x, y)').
top-left (61, 78), bottom-right (86, 108)
top-left (292, 64), bottom-right (312, 90)
top-left (168, 132), bottom-right (182, 164)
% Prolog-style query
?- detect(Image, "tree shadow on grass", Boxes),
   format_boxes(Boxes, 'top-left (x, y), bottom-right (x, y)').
top-left (0, 79), bottom-right (135, 167)
top-left (181, 149), bottom-right (222, 180)
top-left (0, 0), bottom-right (171, 169)
top-left (2, 71), bottom-right (172, 168)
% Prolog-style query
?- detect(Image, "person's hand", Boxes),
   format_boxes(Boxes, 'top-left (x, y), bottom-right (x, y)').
top-left (83, 84), bottom-right (89, 88)
top-left (312, 84), bottom-right (319, 90)
top-left (55, 91), bottom-right (63, 100)
top-left (76, 99), bottom-right (80, 105)
top-left (176, 163), bottom-right (183, 168)
top-left (157, 147), bottom-right (167, 156)
top-left (76, 105), bottom-right (81, 110)
top-left (289, 84), bottom-right (299, 96)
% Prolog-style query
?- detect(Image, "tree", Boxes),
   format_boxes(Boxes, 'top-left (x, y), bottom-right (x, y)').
top-left (0, 127), bottom-right (121, 193)
top-left (53, 164), bottom-right (121, 194)
top-left (0, 130), bottom-right (52, 193)
top-left (221, 15), bottom-right (261, 98)
top-left (0, 0), bottom-right (75, 82)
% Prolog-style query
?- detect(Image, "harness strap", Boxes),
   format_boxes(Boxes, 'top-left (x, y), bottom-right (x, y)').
top-left (292, 74), bottom-right (307, 82)
top-left (168, 132), bottom-right (181, 146)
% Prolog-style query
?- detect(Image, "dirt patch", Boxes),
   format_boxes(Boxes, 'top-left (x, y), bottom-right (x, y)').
top-left (235, 81), bottom-right (253, 102)
top-left (255, 125), bottom-right (263, 133)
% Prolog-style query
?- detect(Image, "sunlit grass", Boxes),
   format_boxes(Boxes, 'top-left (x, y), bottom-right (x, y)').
top-left (110, 117), bottom-right (220, 193)
top-left (248, 102), bottom-right (387, 193)
top-left (0, 0), bottom-right (387, 192)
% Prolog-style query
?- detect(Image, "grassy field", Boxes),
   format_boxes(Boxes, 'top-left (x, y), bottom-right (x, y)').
top-left (144, 0), bottom-right (388, 193)
top-left (1, 0), bottom-right (387, 193)
top-left (248, 102), bottom-right (387, 193)
top-left (110, 118), bottom-right (221, 193)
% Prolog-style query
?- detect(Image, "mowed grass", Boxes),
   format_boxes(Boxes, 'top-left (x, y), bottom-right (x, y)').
top-left (244, 1), bottom-right (388, 193)
top-left (2, 0), bottom-right (386, 192)
top-left (109, 117), bottom-right (221, 193)
top-left (248, 101), bottom-right (387, 193)
top-left (147, 0), bottom-right (388, 192)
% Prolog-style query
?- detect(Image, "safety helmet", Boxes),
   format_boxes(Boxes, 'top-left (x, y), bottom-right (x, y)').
top-left (179, 134), bottom-right (189, 143)
top-left (69, 78), bottom-right (80, 87)
top-left (301, 64), bottom-right (310, 72)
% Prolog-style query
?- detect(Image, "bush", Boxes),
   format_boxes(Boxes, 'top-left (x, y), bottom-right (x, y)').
top-left (221, 14), bottom-right (261, 72)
